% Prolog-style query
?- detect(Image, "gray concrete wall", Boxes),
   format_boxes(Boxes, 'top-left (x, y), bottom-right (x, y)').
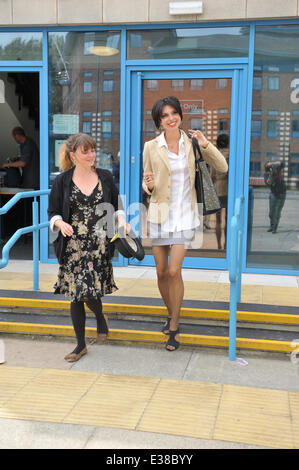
top-left (0, 0), bottom-right (298, 26)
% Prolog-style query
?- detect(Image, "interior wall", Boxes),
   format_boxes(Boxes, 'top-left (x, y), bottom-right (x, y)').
top-left (0, 72), bottom-right (39, 166)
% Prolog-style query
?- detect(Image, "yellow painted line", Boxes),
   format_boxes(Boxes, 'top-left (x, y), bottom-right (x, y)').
top-left (0, 297), bottom-right (298, 325)
top-left (0, 321), bottom-right (76, 337)
top-left (174, 334), bottom-right (299, 353)
top-left (0, 321), bottom-right (298, 353)
top-left (236, 311), bottom-right (299, 325)
top-left (0, 298), bottom-right (70, 310)
top-left (235, 337), bottom-right (299, 353)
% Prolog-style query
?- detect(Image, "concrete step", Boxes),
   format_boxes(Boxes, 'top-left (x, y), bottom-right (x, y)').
top-left (0, 295), bottom-right (298, 355)
top-left (0, 295), bottom-right (298, 327)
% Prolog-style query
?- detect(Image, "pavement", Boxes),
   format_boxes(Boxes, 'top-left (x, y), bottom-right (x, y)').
top-left (0, 260), bottom-right (299, 450)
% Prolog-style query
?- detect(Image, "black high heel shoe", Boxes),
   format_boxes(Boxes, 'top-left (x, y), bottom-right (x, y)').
top-left (165, 329), bottom-right (180, 351)
top-left (161, 317), bottom-right (171, 335)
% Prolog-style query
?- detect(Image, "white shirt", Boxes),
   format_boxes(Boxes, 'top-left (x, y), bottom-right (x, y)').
top-left (149, 132), bottom-right (200, 237)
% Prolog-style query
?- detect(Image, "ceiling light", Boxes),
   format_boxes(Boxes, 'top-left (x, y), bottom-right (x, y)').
top-left (88, 46), bottom-right (119, 56)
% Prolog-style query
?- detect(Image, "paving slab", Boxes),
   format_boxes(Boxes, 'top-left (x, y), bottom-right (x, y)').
top-left (0, 417), bottom-right (262, 449)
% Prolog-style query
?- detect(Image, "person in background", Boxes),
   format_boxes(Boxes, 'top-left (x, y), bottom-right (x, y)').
top-left (1, 127), bottom-right (39, 232)
top-left (48, 133), bottom-right (130, 362)
top-left (2, 127), bottom-right (40, 189)
top-left (264, 160), bottom-right (286, 234)
top-left (143, 96), bottom-right (228, 352)
top-left (212, 134), bottom-right (229, 250)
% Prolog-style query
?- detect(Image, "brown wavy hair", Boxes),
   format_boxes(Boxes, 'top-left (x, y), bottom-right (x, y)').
top-left (58, 133), bottom-right (97, 171)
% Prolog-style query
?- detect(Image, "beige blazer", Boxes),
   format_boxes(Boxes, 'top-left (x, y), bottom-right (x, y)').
top-left (143, 131), bottom-right (228, 224)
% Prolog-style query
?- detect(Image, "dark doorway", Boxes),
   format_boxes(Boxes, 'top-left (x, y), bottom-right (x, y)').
top-left (0, 71), bottom-right (40, 260)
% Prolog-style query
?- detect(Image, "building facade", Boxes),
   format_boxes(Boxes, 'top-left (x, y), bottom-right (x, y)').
top-left (0, 0), bottom-right (299, 274)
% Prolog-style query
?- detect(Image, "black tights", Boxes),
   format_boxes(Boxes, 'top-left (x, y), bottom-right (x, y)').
top-left (70, 298), bottom-right (108, 354)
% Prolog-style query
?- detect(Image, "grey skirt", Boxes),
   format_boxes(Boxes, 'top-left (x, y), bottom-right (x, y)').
top-left (150, 229), bottom-right (195, 246)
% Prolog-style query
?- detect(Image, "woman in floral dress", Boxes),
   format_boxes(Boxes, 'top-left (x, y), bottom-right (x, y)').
top-left (48, 133), bottom-right (129, 362)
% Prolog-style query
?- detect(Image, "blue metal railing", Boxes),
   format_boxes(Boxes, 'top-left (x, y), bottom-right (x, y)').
top-left (228, 196), bottom-right (245, 361)
top-left (0, 189), bottom-right (50, 290)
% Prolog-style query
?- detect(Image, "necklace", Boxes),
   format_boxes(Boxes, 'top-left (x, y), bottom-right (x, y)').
top-left (167, 140), bottom-right (179, 153)
top-left (165, 130), bottom-right (180, 151)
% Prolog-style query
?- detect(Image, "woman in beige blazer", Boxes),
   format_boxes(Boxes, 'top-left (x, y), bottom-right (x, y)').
top-left (143, 96), bottom-right (228, 351)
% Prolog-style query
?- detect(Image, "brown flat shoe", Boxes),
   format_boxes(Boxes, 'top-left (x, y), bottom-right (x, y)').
top-left (96, 314), bottom-right (109, 344)
top-left (64, 346), bottom-right (87, 363)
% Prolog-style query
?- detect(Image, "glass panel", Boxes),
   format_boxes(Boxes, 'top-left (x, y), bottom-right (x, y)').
top-left (48, 31), bottom-right (121, 260)
top-left (141, 78), bottom-right (231, 258)
top-left (127, 27), bottom-right (249, 60)
top-left (248, 25), bottom-right (299, 270)
top-left (0, 32), bottom-right (42, 61)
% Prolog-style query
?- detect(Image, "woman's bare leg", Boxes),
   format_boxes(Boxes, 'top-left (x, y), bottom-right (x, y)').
top-left (166, 244), bottom-right (186, 350)
top-left (152, 245), bottom-right (172, 323)
top-left (168, 244), bottom-right (186, 328)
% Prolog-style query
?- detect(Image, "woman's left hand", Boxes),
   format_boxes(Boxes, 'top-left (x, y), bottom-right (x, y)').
top-left (122, 222), bottom-right (131, 235)
top-left (188, 129), bottom-right (209, 149)
top-left (117, 215), bottom-right (131, 235)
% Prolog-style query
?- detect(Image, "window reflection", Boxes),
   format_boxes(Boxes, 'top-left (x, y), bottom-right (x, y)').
top-left (142, 78), bottom-right (231, 258)
top-left (0, 32), bottom-right (42, 61)
top-left (48, 31), bottom-right (121, 259)
top-left (127, 27), bottom-right (249, 60)
top-left (248, 25), bottom-right (299, 269)
top-left (48, 31), bottom-right (121, 183)
top-left (172, 79), bottom-right (184, 90)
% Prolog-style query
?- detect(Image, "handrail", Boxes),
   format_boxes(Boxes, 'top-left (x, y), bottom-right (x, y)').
top-left (0, 189), bottom-right (50, 215)
top-left (228, 196), bottom-right (245, 361)
top-left (0, 189), bottom-right (50, 290)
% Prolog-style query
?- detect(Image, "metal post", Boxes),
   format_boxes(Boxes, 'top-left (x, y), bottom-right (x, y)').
top-left (228, 197), bottom-right (245, 361)
top-left (237, 230), bottom-right (242, 302)
top-left (32, 197), bottom-right (39, 291)
top-left (228, 284), bottom-right (237, 361)
top-left (229, 213), bottom-right (238, 361)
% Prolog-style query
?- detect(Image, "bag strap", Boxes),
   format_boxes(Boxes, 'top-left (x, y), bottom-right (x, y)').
top-left (191, 137), bottom-right (204, 205)
top-left (191, 137), bottom-right (204, 163)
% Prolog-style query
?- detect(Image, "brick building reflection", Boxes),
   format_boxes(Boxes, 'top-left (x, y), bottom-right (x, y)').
top-left (143, 78), bottom-right (231, 146)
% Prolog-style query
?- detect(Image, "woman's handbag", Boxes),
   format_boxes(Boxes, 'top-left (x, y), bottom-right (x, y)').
top-left (192, 138), bottom-right (221, 215)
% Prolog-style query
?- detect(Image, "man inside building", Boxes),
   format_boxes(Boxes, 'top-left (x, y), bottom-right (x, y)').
top-left (1, 127), bottom-right (40, 235)
top-left (2, 127), bottom-right (40, 190)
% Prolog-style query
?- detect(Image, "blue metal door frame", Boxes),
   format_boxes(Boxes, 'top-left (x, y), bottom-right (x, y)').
top-left (0, 53), bottom-right (49, 262)
top-left (126, 62), bottom-right (249, 270)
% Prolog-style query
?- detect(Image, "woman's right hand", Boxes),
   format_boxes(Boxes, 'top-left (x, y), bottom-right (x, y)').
top-left (54, 219), bottom-right (74, 237)
top-left (143, 171), bottom-right (154, 191)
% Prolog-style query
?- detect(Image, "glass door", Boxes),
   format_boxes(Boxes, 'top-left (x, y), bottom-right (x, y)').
top-left (128, 68), bottom-right (247, 269)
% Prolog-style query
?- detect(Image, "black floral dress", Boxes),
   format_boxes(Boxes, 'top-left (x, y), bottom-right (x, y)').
top-left (54, 179), bottom-right (118, 302)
